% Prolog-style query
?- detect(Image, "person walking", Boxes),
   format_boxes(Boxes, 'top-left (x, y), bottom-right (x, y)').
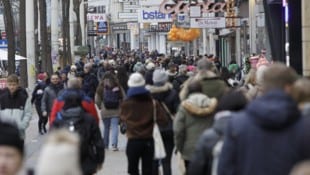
top-left (41, 73), bottom-right (64, 132)
top-left (174, 80), bottom-right (218, 173)
top-left (146, 69), bottom-right (180, 175)
top-left (218, 63), bottom-right (310, 175)
top-left (0, 74), bottom-right (32, 139)
top-left (31, 73), bottom-right (48, 134)
top-left (120, 73), bottom-right (168, 175)
top-left (95, 72), bottom-right (125, 151)
top-left (0, 121), bottom-right (25, 175)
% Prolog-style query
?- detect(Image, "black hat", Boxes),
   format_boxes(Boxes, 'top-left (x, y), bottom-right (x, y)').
top-left (0, 121), bottom-right (24, 155)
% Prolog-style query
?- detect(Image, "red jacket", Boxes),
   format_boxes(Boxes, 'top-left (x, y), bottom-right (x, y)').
top-left (49, 89), bottom-right (99, 126)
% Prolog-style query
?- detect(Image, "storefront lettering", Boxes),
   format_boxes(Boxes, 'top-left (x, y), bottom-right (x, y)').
top-left (159, 0), bottom-right (227, 15)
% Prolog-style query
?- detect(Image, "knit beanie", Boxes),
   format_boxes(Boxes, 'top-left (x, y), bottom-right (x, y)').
top-left (152, 69), bottom-right (168, 85)
top-left (0, 121), bottom-right (24, 155)
top-left (36, 130), bottom-right (82, 175)
top-left (37, 73), bottom-right (46, 81)
top-left (146, 62), bottom-right (155, 70)
top-left (128, 73), bottom-right (145, 87)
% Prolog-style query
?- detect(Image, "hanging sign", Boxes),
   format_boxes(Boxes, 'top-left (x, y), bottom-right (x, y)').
top-left (159, 0), bottom-right (227, 15)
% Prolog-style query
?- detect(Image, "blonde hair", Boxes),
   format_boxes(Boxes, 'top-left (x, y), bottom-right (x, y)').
top-left (290, 161), bottom-right (310, 175)
top-left (244, 69), bottom-right (256, 85)
top-left (36, 130), bottom-right (82, 175)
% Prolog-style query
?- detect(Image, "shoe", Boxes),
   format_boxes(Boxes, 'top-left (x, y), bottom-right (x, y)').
top-left (112, 147), bottom-right (119, 151)
top-left (42, 125), bottom-right (47, 133)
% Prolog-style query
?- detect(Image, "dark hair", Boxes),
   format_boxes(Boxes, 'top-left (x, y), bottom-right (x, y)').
top-left (63, 91), bottom-right (82, 110)
top-left (216, 90), bottom-right (248, 112)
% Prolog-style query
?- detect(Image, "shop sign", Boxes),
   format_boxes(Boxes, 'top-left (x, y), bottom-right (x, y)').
top-left (149, 22), bottom-right (172, 32)
top-left (118, 12), bottom-right (138, 19)
top-left (139, 7), bottom-right (172, 23)
top-left (87, 13), bottom-right (106, 22)
top-left (96, 21), bottom-right (108, 34)
top-left (112, 25), bottom-right (128, 31)
top-left (190, 17), bottom-right (226, 28)
top-left (159, 0), bottom-right (226, 15)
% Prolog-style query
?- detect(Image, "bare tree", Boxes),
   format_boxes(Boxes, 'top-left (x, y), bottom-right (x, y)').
top-left (19, 0), bottom-right (27, 87)
top-left (73, 0), bottom-right (82, 45)
top-left (62, 0), bottom-right (72, 65)
top-left (2, 0), bottom-right (16, 75)
top-left (39, 0), bottom-right (52, 74)
top-left (34, 0), bottom-right (40, 73)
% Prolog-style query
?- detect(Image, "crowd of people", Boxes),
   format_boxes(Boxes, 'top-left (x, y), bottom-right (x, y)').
top-left (1, 49), bottom-right (310, 175)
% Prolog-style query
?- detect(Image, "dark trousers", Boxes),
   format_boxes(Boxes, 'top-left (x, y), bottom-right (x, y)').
top-left (35, 104), bottom-right (48, 132)
top-left (126, 138), bottom-right (154, 175)
top-left (153, 130), bottom-right (174, 175)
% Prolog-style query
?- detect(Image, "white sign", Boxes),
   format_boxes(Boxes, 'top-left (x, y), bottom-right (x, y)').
top-left (118, 12), bottom-right (138, 19)
top-left (139, 7), bottom-right (172, 23)
top-left (87, 14), bottom-right (106, 22)
top-left (190, 6), bottom-right (201, 17)
top-left (140, 0), bottom-right (161, 6)
top-left (190, 17), bottom-right (226, 28)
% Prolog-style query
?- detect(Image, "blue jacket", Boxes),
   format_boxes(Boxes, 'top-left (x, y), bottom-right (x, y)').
top-left (218, 90), bottom-right (310, 175)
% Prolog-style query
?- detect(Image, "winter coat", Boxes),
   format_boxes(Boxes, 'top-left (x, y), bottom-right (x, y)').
top-left (0, 88), bottom-right (32, 138)
top-left (95, 85), bottom-right (125, 119)
top-left (180, 71), bottom-right (228, 101)
top-left (218, 90), bottom-right (310, 175)
top-left (145, 69), bottom-right (154, 85)
top-left (82, 72), bottom-right (99, 99)
top-left (146, 82), bottom-right (180, 141)
top-left (120, 93), bottom-right (168, 140)
top-left (31, 81), bottom-right (47, 106)
top-left (52, 107), bottom-right (105, 175)
top-left (188, 111), bottom-right (231, 175)
top-left (173, 93), bottom-right (217, 160)
top-left (49, 89), bottom-right (99, 126)
top-left (172, 74), bottom-right (189, 93)
top-left (41, 83), bottom-right (63, 114)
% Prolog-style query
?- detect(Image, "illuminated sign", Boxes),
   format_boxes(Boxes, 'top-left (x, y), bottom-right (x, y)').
top-left (159, 0), bottom-right (227, 15)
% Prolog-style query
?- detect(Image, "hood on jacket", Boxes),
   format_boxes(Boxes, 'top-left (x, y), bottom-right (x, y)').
top-left (182, 93), bottom-right (217, 117)
top-left (60, 107), bottom-right (83, 118)
top-left (212, 111), bottom-right (232, 135)
top-left (247, 90), bottom-right (300, 130)
top-left (145, 82), bottom-right (173, 94)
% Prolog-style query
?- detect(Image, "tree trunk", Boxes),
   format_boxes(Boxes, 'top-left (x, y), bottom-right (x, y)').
top-left (34, 0), bottom-right (40, 73)
top-left (19, 0), bottom-right (28, 88)
top-left (2, 0), bottom-right (16, 75)
top-left (73, 0), bottom-right (82, 45)
top-left (62, 0), bottom-right (72, 65)
top-left (39, 0), bottom-right (53, 74)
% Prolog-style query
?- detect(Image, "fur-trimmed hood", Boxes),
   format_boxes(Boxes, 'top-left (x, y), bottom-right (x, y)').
top-left (182, 93), bottom-right (217, 117)
top-left (145, 82), bottom-right (173, 94)
top-left (179, 71), bottom-right (219, 101)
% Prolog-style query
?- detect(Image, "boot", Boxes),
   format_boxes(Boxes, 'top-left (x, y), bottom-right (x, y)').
top-left (38, 122), bottom-right (44, 135)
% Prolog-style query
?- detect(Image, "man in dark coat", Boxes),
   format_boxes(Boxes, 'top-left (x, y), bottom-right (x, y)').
top-left (81, 63), bottom-right (99, 99)
top-left (218, 63), bottom-right (310, 175)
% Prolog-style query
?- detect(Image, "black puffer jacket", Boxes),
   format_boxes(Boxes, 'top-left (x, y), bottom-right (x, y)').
top-left (52, 107), bottom-right (105, 175)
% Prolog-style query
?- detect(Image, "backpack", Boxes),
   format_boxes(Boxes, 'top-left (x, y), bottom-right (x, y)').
top-left (102, 76), bottom-right (122, 109)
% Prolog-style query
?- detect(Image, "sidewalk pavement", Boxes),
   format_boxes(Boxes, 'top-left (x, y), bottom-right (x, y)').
top-left (19, 109), bottom-right (181, 175)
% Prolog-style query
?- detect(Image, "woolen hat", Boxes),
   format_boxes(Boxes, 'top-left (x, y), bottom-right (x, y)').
top-left (37, 73), bottom-right (46, 81)
top-left (128, 73), bottom-right (145, 87)
top-left (152, 69), bottom-right (168, 84)
top-left (146, 62), bottom-right (155, 70)
top-left (0, 121), bottom-right (24, 155)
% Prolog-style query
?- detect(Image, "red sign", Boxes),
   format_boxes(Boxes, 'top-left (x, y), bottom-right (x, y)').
top-left (1, 32), bottom-right (6, 39)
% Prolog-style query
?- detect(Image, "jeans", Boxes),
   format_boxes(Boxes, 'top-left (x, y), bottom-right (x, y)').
top-left (103, 117), bottom-right (119, 148)
top-left (126, 138), bottom-right (154, 175)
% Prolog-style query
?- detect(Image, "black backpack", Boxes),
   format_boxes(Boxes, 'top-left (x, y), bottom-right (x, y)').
top-left (102, 77), bottom-right (121, 109)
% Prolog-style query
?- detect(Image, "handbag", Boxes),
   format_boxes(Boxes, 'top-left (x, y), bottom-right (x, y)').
top-left (152, 99), bottom-right (167, 160)
top-left (119, 122), bottom-right (127, 134)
